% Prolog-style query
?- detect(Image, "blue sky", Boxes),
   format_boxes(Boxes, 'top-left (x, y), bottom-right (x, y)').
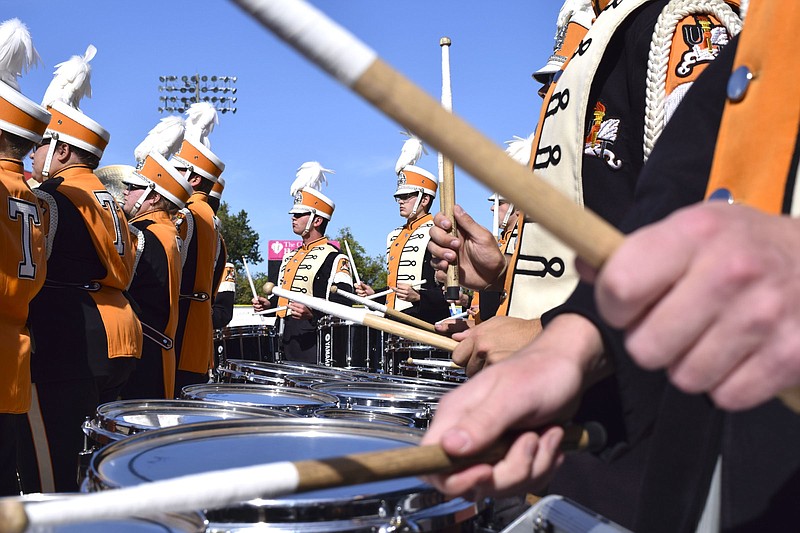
top-left (6, 1), bottom-right (561, 271)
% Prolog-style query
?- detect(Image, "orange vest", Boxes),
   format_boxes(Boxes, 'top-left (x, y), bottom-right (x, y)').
top-left (130, 209), bottom-right (182, 397)
top-left (51, 165), bottom-right (142, 358)
top-left (0, 159), bottom-right (47, 413)
top-left (176, 192), bottom-right (218, 373)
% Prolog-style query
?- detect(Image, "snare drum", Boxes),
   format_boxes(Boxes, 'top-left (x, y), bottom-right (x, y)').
top-left (312, 381), bottom-right (448, 428)
top-left (398, 358), bottom-right (468, 383)
top-left (84, 418), bottom-right (484, 532)
top-left (79, 398), bottom-right (295, 485)
top-left (217, 324), bottom-right (279, 363)
top-left (382, 335), bottom-right (451, 374)
top-left (181, 383), bottom-right (338, 416)
top-left (316, 316), bottom-right (382, 371)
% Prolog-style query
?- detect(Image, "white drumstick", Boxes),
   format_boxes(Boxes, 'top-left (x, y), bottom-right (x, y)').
top-left (365, 282), bottom-right (423, 301)
top-left (255, 305), bottom-right (288, 316)
top-left (242, 256), bottom-right (258, 300)
top-left (435, 310), bottom-right (470, 325)
top-left (329, 286), bottom-right (436, 333)
top-left (264, 282), bottom-right (455, 351)
top-left (365, 287), bottom-right (393, 300)
top-left (406, 357), bottom-right (460, 369)
top-left (343, 239), bottom-right (361, 285)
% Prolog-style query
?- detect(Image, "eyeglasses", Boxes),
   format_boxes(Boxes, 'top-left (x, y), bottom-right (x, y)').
top-left (125, 183), bottom-right (147, 192)
top-left (395, 193), bottom-right (417, 203)
top-left (292, 212), bottom-right (309, 218)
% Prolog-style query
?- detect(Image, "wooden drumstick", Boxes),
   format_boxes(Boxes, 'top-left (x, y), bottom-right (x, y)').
top-left (0, 426), bottom-right (603, 532)
top-left (329, 285), bottom-right (436, 333)
top-left (230, 0), bottom-right (800, 413)
top-left (438, 36), bottom-right (459, 301)
top-left (264, 282), bottom-right (456, 352)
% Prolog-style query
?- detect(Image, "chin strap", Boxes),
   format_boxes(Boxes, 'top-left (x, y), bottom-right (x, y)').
top-left (129, 182), bottom-right (157, 218)
top-left (409, 190), bottom-right (423, 218)
top-left (500, 203), bottom-right (515, 232)
top-left (302, 210), bottom-right (316, 237)
top-left (41, 133), bottom-right (59, 179)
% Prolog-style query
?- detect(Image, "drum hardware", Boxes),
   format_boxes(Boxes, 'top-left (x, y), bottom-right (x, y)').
top-left (500, 495), bottom-right (633, 533)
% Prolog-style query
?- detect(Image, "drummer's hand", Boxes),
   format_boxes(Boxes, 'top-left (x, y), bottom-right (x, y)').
top-left (394, 283), bottom-right (420, 303)
top-left (437, 316), bottom-right (541, 376)
top-left (421, 315), bottom-right (604, 499)
top-left (355, 281), bottom-right (374, 297)
top-left (582, 202), bottom-right (800, 411)
top-left (252, 295), bottom-right (271, 312)
top-left (435, 317), bottom-right (472, 336)
top-left (428, 205), bottom-right (507, 291)
top-left (287, 302), bottom-right (314, 320)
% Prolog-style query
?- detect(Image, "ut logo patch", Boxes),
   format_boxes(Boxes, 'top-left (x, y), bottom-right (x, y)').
top-left (584, 101), bottom-right (622, 170)
top-left (677, 15), bottom-right (731, 78)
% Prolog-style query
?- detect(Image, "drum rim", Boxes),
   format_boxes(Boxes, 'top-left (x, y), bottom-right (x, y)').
top-left (312, 407), bottom-right (417, 428)
top-left (91, 399), bottom-right (298, 436)
top-left (180, 383), bottom-right (340, 412)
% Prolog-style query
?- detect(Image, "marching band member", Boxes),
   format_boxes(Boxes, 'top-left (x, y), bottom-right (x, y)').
top-left (0, 18), bottom-right (50, 496)
top-left (355, 135), bottom-right (449, 324)
top-left (252, 162), bottom-right (353, 363)
top-left (23, 44), bottom-right (142, 492)
top-left (117, 116), bottom-right (192, 400)
top-left (170, 102), bottom-right (225, 392)
top-left (208, 177), bottom-right (236, 332)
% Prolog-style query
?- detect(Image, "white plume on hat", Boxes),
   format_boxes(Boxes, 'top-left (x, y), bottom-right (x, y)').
top-left (556, 0), bottom-right (594, 32)
top-left (184, 101), bottom-right (218, 148)
top-left (133, 115), bottom-right (185, 165)
top-left (290, 161), bottom-right (334, 197)
top-left (504, 132), bottom-right (535, 166)
top-left (40, 44), bottom-right (96, 110)
top-left (395, 131), bottom-right (427, 174)
top-left (0, 18), bottom-right (39, 91)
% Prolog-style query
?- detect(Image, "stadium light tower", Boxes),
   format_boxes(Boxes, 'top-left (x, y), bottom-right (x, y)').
top-left (157, 74), bottom-right (238, 114)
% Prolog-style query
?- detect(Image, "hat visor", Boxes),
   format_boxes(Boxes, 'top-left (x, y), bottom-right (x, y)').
top-left (288, 206), bottom-right (313, 215)
top-left (122, 172), bottom-right (150, 187)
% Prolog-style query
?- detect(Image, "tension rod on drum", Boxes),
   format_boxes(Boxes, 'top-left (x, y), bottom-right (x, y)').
top-left (0, 426), bottom-right (605, 532)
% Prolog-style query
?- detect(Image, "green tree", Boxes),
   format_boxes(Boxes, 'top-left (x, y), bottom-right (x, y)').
top-left (333, 226), bottom-right (387, 288)
top-left (215, 201), bottom-right (264, 304)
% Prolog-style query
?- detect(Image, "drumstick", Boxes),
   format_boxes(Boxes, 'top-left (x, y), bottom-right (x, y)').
top-left (0, 426), bottom-right (603, 532)
top-left (329, 285), bottom-right (436, 333)
top-left (342, 239), bottom-right (361, 285)
top-left (264, 282), bottom-right (456, 352)
top-left (365, 287), bottom-right (393, 300)
top-left (406, 357), bottom-right (460, 369)
top-left (435, 309), bottom-right (470, 324)
top-left (242, 256), bottom-right (258, 300)
top-left (366, 282), bottom-right (424, 301)
top-left (230, 0), bottom-right (800, 415)
top-left (438, 36), bottom-right (460, 301)
top-left (255, 305), bottom-right (288, 316)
